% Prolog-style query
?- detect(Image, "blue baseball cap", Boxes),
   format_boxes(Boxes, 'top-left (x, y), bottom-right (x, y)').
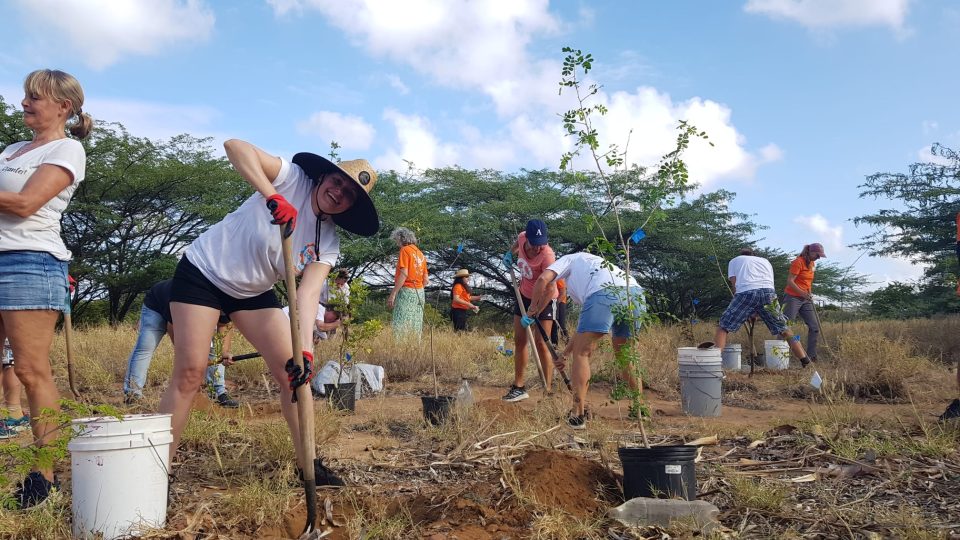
top-left (525, 219), bottom-right (548, 246)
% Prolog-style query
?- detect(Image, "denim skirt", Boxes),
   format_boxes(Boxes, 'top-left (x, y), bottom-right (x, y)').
top-left (0, 250), bottom-right (69, 311)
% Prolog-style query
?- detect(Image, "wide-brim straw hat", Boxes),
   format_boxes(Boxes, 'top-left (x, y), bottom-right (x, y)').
top-left (454, 269), bottom-right (470, 278)
top-left (292, 152), bottom-right (380, 237)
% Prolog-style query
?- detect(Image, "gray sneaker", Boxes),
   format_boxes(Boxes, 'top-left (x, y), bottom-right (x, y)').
top-left (501, 385), bottom-right (529, 402)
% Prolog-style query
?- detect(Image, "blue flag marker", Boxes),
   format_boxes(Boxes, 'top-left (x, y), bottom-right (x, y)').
top-left (692, 298), bottom-right (700, 305)
top-left (708, 255), bottom-right (717, 261)
top-left (456, 242), bottom-right (463, 254)
top-left (691, 319), bottom-right (698, 324)
top-left (630, 228), bottom-right (646, 244)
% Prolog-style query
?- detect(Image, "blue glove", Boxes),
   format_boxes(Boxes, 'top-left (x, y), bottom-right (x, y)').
top-left (503, 251), bottom-right (513, 267)
top-left (520, 315), bottom-right (535, 328)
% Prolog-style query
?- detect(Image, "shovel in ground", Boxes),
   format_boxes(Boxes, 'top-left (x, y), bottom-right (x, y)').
top-left (529, 318), bottom-right (573, 392)
top-left (269, 202), bottom-right (318, 536)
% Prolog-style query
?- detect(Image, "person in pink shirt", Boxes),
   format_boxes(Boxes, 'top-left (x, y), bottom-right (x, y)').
top-left (502, 219), bottom-right (558, 402)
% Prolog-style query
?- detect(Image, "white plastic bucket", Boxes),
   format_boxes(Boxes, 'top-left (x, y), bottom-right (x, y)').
top-left (677, 348), bottom-right (723, 417)
top-left (69, 414), bottom-right (172, 540)
top-left (721, 345), bottom-right (742, 370)
top-left (764, 340), bottom-right (790, 370)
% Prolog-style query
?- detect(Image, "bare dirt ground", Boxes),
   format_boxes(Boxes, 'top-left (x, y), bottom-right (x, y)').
top-left (144, 376), bottom-right (959, 539)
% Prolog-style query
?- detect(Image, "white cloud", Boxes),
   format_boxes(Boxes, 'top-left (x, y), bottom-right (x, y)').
top-left (277, 1), bottom-right (778, 182)
top-left (917, 145), bottom-right (955, 166)
top-left (794, 214), bottom-right (844, 253)
top-left (744, 0), bottom-right (911, 32)
top-left (385, 74), bottom-right (410, 95)
top-left (297, 111), bottom-right (376, 151)
top-left (376, 109), bottom-right (459, 171)
top-left (13, 0), bottom-right (215, 69)
top-left (267, 0), bottom-right (560, 116)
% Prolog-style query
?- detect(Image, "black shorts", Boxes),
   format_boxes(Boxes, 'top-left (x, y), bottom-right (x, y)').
top-left (171, 255), bottom-right (281, 315)
top-left (512, 293), bottom-right (556, 320)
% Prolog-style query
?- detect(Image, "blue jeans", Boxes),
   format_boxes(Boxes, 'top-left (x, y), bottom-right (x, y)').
top-left (123, 305), bottom-right (168, 396)
top-left (205, 360), bottom-right (226, 396)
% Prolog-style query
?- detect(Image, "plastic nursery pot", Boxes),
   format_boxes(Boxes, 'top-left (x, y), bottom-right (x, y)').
top-left (324, 383), bottom-right (357, 412)
top-left (420, 395), bottom-right (456, 426)
top-left (618, 445), bottom-right (698, 501)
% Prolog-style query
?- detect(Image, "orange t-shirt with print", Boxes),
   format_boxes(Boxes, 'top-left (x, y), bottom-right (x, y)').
top-left (451, 283), bottom-right (471, 309)
top-left (396, 244), bottom-right (427, 288)
top-left (784, 257), bottom-right (815, 297)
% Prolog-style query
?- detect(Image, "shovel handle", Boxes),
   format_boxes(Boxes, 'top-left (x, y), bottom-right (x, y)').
top-left (278, 229), bottom-right (318, 535)
top-left (531, 318), bottom-right (573, 392)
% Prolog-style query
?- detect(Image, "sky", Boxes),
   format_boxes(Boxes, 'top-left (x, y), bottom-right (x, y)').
top-left (1, 0), bottom-right (957, 288)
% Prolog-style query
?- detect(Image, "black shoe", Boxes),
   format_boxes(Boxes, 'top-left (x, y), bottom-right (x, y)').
top-left (501, 385), bottom-right (529, 402)
top-left (298, 457), bottom-right (345, 487)
top-left (799, 357), bottom-right (810, 368)
top-left (216, 393), bottom-right (240, 408)
top-left (123, 393), bottom-right (142, 405)
top-left (566, 413), bottom-right (586, 430)
top-left (14, 471), bottom-right (60, 509)
top-left (939, 399), bottom-right (960, 422)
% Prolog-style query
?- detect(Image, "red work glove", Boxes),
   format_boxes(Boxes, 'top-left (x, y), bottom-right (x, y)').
top-left (265, 194), bottom-right (297, 238)
top-left (68, 275), bottom-right (76, 293)
top-left (284, 351), bottom-right (314, 403)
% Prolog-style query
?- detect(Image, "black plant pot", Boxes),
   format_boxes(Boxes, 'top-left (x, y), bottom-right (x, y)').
top-left (324, 383), bottom-right (357, 412)
top-left (618, 445), bottom-right (698, 501)
top-left (420, 395), bottom-right (455, 426)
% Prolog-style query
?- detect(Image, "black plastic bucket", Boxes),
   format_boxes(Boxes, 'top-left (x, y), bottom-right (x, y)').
top-left (421, 395), bottom-right (455, 425)
top-left (324, 383), bottom-right (357, 412)
top-left (618, 445), bottom-right (698, 501)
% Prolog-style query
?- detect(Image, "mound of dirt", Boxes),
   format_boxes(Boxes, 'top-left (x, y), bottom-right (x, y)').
top-left (389, 480), bottom-right (531, 539)
top-left (475, 398), bottom-right (530, 422)
top-left (514, 449), bottom-right (621, 517)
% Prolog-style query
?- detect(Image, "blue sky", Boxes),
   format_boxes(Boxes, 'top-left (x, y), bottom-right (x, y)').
top-left (2, 0), bottom-right (957, 287)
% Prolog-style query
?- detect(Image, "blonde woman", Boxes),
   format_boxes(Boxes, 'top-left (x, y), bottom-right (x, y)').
top-left (0, 69), bottom-right (92, 507)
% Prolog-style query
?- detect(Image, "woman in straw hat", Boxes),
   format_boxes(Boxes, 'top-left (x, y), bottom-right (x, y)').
top-left (0, 69), bottom-right (92, 508)
top-left (158, 139), bottom-right (379, 486)
top-left (450, 268), bottom-right (482, 332)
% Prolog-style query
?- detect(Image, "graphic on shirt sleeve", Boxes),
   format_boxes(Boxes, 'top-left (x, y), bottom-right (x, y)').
top-left (297, 243), bottom-right (319, 272)
top-left (517, 258), bottom-right (533, 280)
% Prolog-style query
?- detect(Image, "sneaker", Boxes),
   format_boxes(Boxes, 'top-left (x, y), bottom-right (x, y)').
top-left (13, 471), bottom-right (60, 509)
top-left (3, 415), bottom-right (30, 432)
top-left (939, 399), bottom-right (960, 422)
top-left (123, 393), bottom-right (142, 405)
top-left (501, 385), bottom-right (529, 403)
top-left (0, 424), bottom-right (17, 439)
top-left (216, 393), bottom-right (239, 409)
top-left (566, 413), bottom-right (586, 430)
top-left (298, 457), bottom-right (345, 487)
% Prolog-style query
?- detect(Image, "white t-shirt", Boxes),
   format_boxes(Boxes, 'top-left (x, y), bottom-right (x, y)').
top-left (283, 304), bottom-right (330, 340)
top-left (185, 158), bottom-right (339, 298)
top-left (545, 253), bottom-right (640, 305)
top-left (727, 255), bottom-right (774, 292)
top-left (0, 139), bottom-right (86, 260)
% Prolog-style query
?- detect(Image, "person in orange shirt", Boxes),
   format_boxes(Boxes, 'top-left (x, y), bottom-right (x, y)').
top-left (388, 227), bottom-right (428, 338)
top-left (783, 243), bottom-right (825, 362)
top-left (450, 268), bottom-right (481, 332)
